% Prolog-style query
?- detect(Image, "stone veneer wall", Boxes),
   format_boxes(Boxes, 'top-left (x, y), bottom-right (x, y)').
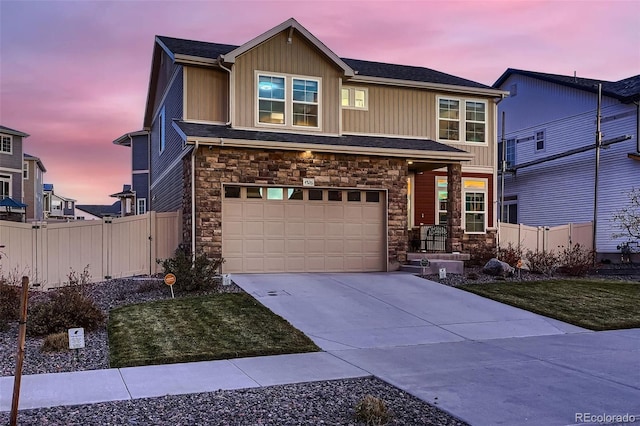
top-left (183, 146), bottom-right (409, 269)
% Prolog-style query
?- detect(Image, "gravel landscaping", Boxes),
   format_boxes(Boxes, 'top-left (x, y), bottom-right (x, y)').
top-left (1, 277), bottom-right (469, 425)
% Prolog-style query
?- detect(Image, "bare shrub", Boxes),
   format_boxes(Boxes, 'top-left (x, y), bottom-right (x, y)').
top-left (41, 332), bottom-right (69, 352)
top-left (525, 249), bottom-right (559, 276)
top-left (558, 244), bottom-right (594, 276)
top-left (354, 394), bottom-right (391, 425)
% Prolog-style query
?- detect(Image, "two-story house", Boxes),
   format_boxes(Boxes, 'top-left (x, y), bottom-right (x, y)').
top-left (494, 69), bottom-right (640, 260)
top-left (23, 153), bottom-right (47, 221)
top-left (117, 18), bottom-right (505, 273)
top-left (0, 125), bottom-right (29, 218)
top-left (43, 183), bottom-right (76, 220)
top-left (112, 130), bottom-right (149, 215)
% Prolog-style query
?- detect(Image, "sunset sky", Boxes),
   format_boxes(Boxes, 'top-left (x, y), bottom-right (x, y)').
top-left (1, 0), bottom-right (639, 205)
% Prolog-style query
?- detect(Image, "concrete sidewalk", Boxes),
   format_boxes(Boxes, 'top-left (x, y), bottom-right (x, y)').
top-left (0, 352), bottom-right (368, 411)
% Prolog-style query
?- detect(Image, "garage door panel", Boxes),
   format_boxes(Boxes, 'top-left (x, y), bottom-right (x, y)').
top-left (243, 203), bottom-right (264, 219)
top-left (325, 205), bottom-right (344, 220)
top-left (326, 239), bottom-right (345, 253)
top-left (306, 239), bottom-right (325, 253)
top-left (244, 221), bottom-right (264, 236)
top-left (244, 239), bottom-right (264, 255)
top-left (265, 221), bottom-right (285, 237)
top-left (285, 204), bottom-right (306, 220)
top-left (264, 204), bottom-right (285, 218)
top-left (222, 188), bottom-right (386, 273)
top-left (285, 222), bottom-right (305, 237)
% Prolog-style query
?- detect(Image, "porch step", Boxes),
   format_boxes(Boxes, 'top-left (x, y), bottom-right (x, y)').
top-left (407, 252), bottom-right (470, 261)
top-left (401, 259), bottom-right (464, 275)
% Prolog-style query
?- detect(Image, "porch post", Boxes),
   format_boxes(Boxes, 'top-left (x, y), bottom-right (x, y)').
top-left (446, 163), bottom-right (463, 252)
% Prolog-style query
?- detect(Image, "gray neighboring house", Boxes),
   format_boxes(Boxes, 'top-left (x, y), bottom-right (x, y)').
top-left (0, 125), bottom-right (29, 218)
top-left (112, 131), bottom-right (149, 215)
top-left (43, 183), bottom-right (76, 220)
top-left (75, 202), bottom-right (122, 219)
top-left (23, 153), bottom-right (47, 221)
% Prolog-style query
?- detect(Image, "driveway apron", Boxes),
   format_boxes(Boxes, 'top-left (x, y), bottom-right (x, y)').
top-left (233, 272), bottom-right (640, 426)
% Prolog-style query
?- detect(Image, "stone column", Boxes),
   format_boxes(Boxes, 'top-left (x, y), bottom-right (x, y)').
top-left (446, 163), bottom-right (463, 252)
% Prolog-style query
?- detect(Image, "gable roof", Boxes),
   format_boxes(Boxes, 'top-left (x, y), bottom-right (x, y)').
top-left (493, 68), bottom-right (640, 103)
top-left (173, 121), bottom-right (474, 162)
top-left (0, 125), bottom-right (29, 138)
top-left (24, 153), bottom-right (47, 172)
top-left (154, 19), bottom-right (500, 93)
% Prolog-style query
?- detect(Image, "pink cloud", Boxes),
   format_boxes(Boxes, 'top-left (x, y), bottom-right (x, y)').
top-left (1, 0), bottom-right (638, 204)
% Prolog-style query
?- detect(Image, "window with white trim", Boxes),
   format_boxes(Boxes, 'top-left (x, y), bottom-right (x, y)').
top-left (1, 134), bottom-right (11, 154)
top-left (438, 98), bottom-right (487, 143)
top-left (535, 130), bottom-right (545, 151)
top-left (341, 87), bottom-right (367, 110)
top-left (0, 174), bottom-right (10, 198)
top-left (159, 106), bottom-right (166, 154)
top-left (137, 198), bottom-right (147, 215)
top-left (463, 179), bottom-right (487, 233)
top-left (24, 162), bottom-right (29, 179)
top-left (256, 73), bottom-right (320, 129)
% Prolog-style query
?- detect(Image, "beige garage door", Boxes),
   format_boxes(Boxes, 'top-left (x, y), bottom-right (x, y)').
top-left (222, 186), bottom-right (386, 273)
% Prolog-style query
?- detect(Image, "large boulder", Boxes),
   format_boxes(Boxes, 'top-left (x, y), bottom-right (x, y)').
top-left (483, 258), bottom-right (515, 277)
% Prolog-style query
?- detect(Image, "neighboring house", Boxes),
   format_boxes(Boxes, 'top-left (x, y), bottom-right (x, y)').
top-left (110, 184), bottom-right (137, 216)
top-left (116, 18), bottom-right (506, 273)
top-left (75, 202), bottom-right (122, 219)
top-left (112, 131), bottom-right (149, 215)
top-left (23, 153), bottom-right (47, 221)
top-left (43, 183), bottom-right (76, 220)
top-left (0, 125), bottom-right (29, 219)
top-left (494, 69), bottom-right (640, 259)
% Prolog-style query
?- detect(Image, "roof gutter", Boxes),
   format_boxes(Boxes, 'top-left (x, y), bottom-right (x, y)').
top-left (350, 75), bottom-right (508, 98)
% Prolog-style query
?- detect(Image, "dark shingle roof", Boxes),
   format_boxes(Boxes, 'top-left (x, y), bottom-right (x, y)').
top-left (0, 125), bottom-right (29, 137)
top-left (174, 121), bottom-right (467, 154)
top-left (76, 202), bottom-right (121, 218)
top-left (156, 36), bottom-right (493, 90)
top-left (342, 58), bottom-right (492, 89)
top-left (494, 68), bottom-right (640, 102)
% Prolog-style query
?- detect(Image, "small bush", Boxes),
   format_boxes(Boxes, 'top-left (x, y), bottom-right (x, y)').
top-left (354, 394), bottom-right (391, 426)
top-left (558, 244), bottom-right (594, 276)
top-left (28, 286), bottom-right (105, 337)
top-left (0, 283), bottom-right (21, 331)
top-left (498, 242), bottom-right (523, 268)
top-left (468, 244), bottom-right (497, 267)
top-left (157, 245), bottom-right (224, 292)
top-left (525, 249), bottom-right (559, 276)
top-left (41, 332), bottom-right (69, 352)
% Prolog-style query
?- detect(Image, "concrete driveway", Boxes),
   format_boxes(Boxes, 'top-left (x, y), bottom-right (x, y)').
top-left (233, 272), bottom-right (640, 426)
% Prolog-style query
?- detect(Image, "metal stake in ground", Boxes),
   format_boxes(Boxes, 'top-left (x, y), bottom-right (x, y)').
top-left (10, 276), bottom-right (30, 426)
top-left (164, 273), bottom-right (176, 298)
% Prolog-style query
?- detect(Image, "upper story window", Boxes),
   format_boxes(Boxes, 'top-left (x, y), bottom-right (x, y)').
top-left (1, 134), bottom-right (12, 154)
top-left (256, 72), bottom-right (320, 129)
top-left (342, 87), bottom-right (368, 110)
top-left (438, 98), bottom-right (487, 144)
top-left (535, 130), bottom-right (545, 151)
top-left (24, 162), bottom-right (29, 179)
top-left (498, 138), bottom-right (516, 169)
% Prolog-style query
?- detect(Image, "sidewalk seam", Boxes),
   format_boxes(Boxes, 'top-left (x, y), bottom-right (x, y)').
top-left (117, 368), bottom-right (134, 400)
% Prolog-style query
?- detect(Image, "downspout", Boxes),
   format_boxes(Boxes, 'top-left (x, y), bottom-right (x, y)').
top-left (636, 101), bottom-right (639, 153)
top-left (191, 141), bottom-right (199, 261)
top-left (217, 57), bottom-right (233, 126)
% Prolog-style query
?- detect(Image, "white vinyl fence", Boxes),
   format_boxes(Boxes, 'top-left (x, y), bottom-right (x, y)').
top-left (0, 211), bottom-right (182, 289)
top-left (498, 222), bottom-right (593, 253)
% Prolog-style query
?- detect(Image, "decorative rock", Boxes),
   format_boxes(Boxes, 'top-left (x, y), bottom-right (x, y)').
top-left (482, 258), bottom-right (515, 277)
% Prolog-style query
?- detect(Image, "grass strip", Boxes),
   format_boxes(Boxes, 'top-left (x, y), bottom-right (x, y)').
top-left (108, 293), bottom-right (319, 368)
top-left (459, 279), bottom-right (640, 331)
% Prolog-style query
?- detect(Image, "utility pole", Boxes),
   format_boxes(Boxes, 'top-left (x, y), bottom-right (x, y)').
top-left (593, 83), bottom-right (602, 265)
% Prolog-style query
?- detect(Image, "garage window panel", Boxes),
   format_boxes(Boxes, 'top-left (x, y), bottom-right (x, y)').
top-left (328, 190), bottom-right (342, 201)
top-left (225, 186), bottom-right (241, 198)
top-left (266, 188), bottom-right (284, 200)
top-left (347, 191), bottom-right (361, 202)
top-left (366, 192), bottom-right (380, 203)
top-left (308, 189), bottom-right (323, 200)
top-left (288, 188), bottom-right (303, 200)
top-left (246, 187), bottom-right (263, 199)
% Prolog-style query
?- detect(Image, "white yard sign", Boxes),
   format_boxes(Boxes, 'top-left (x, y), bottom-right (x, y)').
top-left (68, 328), bottom-right (85, 349)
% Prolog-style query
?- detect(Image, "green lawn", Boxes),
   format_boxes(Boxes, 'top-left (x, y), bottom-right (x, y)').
top-left (108, 293), bottom-right (319, 368)
top-left (459, 279), bottom-right (640, 331)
